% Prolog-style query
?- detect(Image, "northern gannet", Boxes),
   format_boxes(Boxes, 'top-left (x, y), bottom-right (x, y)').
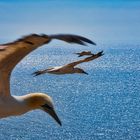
top-left (32, 51), bottom-right (103, 76)
top-left (74, 51), bottom-right (93, 57)
top-left (0, 33), bottom-right (95, 125)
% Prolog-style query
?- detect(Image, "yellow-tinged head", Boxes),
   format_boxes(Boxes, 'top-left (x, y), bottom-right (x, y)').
top-left (23, 93), bottom-right (61, 126)
top-left (74, 68), bottom-right (88, 75)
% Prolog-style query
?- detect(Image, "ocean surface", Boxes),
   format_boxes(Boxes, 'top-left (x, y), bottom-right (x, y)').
top-left (0, 44), bottom-right (140, 140)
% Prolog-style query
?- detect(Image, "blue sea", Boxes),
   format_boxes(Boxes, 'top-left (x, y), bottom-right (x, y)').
top-left (0, 44), bottom-right (140, 140)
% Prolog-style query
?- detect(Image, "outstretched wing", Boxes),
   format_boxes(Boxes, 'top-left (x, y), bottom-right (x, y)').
top-left (32, 68), bottom-right (53, 76)
top-left (0, 33), bottom-right (95, 96)
top-left (66, 51), bottom-right (104, 67)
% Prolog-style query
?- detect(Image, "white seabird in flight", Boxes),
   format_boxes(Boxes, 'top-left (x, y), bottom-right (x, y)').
top-left (32, 51), bottom-right (103, 76)
top-left (74, 51), bottom-right (93, 57)
top-left (0, 33), bottom-right (95, 125)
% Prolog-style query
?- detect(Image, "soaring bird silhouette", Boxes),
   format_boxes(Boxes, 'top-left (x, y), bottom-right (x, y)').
top-left (32, 51), bottom-right (103, 76)
top-left (74, 51), bottom-right (93, 57)
top-left (0, 33), bottom-right (95, 125)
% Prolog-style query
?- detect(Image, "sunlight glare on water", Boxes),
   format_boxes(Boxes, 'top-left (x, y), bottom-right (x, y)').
top-left (0, 44), bottom-right (139, 140)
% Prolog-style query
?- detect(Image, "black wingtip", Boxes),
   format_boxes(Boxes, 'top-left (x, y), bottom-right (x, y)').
top-left (91, 42), bottom-right (96, 45)
top-left (76, 35), bottom-right (96, 45)
top-left (98, 50), bottom-right (104, 56)
top-left (85, 40), bottom-right (96, 45)
top-left (32, 71), bottom-right (41, 77)
top-left (49, 34), bottom-right (96, 46)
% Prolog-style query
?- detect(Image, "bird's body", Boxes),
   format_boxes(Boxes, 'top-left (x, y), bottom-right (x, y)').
top-left (33, 51), bottom-right (104, 76)
top-left (0, 33), bottom-right (95, 125)
top-left (43, 66), bottom-right (76, 75)
top-left (48, 64), bottom-right (79, 74)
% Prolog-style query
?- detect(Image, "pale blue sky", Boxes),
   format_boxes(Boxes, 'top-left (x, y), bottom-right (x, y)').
top-left (0, 0), bottom-right (140, 44)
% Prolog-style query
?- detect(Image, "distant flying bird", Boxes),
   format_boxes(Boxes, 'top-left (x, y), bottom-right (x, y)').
top-left (74, 51), bottom-right (93, 57)
top-left (32, 51), bottom-right (104, 76)
top-left (0, 33), bottom-right (95, 125)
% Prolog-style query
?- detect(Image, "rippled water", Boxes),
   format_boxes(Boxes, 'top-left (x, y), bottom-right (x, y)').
top-left (0, 44), bottom-right (140, 140)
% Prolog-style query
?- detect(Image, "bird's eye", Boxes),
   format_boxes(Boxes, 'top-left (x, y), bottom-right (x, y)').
top-left (41, 104), bottom-right (52, 110)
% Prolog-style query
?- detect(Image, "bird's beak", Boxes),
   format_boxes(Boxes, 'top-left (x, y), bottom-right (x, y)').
top-left (43, 108), bottom-right (62, 126)
top-left (83, 71), bottom-right (88, 75)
